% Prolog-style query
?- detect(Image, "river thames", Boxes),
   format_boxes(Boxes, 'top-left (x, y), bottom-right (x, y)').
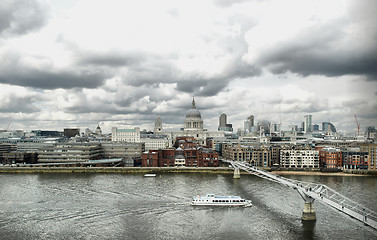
top-left (0, 173), bottom-right (376, 239)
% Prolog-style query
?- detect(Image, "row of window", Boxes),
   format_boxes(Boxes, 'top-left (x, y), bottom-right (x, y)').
top-left (213, 199), bottom-right (246, 203)
top-left (194, 199), bottom-right (246, 203)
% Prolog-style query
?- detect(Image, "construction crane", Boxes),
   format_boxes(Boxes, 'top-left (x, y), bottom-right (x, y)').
top-left (354, 114), bottom-right (360, 135)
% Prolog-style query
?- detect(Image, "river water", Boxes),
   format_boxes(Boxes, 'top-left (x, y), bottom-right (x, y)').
top-left (0, 173), bottom-right (376, 240)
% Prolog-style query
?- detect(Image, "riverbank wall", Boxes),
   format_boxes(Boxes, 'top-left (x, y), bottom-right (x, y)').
top-left (1, 166), bottom-right (376, 176)
top-left (0, 166), bottom-right (235, 174)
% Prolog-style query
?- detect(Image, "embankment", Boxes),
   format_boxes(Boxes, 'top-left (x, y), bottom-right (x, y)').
top-left (1, 167), bottom-right (376, 176)
top-left (0, 166), bottom-right (235, 174)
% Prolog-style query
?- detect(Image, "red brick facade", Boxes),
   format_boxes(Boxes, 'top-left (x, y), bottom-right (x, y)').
top-left (142, 148), bottom-right (219, 167)
top-left (319, 148), bottom-right (342, 169)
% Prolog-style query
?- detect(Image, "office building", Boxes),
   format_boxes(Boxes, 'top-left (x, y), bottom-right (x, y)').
top-left (304, 115), bottom-right (312, 133)
top-left (154, 116), bottom-right (163, 133)
top-left (218, 113), bottom-right (233, 132)
top-left (38, 143), bottom-right (103, 163)
top-left (244, 115), bottom-right (254, 132)
top-left (322, 122), bottom-right (337, 133)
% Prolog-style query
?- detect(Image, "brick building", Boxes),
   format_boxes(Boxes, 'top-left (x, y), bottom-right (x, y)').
top-left (251, 146), bottom-right (271, 167)
top-left (174, 136), bottom-right (199, 149)
top-left (142, 147), bottom-right (218, 167)
top-left (360, 143), bottom-right (377, 171)
top-left (222, 144), bottom-right (252, 162)
top-left (342, 148), bottom-right (369, 170)
top-left (319, 147), bottom-right (342, 170)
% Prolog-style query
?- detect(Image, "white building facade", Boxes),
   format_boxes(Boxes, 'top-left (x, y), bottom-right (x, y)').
top-left (111, 127), bottom-right (140, 142)
top-left (141, 137), bottom-right (170, 151)
top-left (280, 149), bottom-right (319, 168)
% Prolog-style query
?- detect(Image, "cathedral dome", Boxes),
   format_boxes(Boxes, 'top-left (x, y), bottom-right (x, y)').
top-left (184, 98), bottom-right (203, 131)
top-left (185, 98), bottom-right (201, 118)
top-left (186, 108), bottom-right (201, 118)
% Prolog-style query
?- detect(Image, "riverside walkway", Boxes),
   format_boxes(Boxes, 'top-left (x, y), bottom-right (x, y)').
top-left (223, 159), bottom-right (377, 230)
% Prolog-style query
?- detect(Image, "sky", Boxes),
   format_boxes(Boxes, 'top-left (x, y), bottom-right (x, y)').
top-left (0, 0), bottom-right (376, 134)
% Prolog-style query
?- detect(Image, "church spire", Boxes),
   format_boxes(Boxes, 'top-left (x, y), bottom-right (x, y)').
top-left (191, 97), bottom-right (196, 109)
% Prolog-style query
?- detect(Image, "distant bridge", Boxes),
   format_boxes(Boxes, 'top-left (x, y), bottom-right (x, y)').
top-left (222, 159), bottom-right (377, 230)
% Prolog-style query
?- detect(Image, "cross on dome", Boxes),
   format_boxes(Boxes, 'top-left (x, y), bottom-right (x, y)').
top-left (191, 97), bottom-right (196, 109)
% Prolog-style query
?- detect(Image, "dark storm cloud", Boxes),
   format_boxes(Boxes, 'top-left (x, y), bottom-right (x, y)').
top-left (91, 26), bottom-right (260, 97)
top-left (258, 40), bottom-right (377, 80)
top-left (64, 101), bottom-right (155, 115)
top-left (78, 51), bottom-right (145, 67)
top-left (0, 51), bottom-right (108, 89)
top-left (176, 60), bottom-right (259, 97)
top-left (0, 94), bottom-right (40, 113)
top-left (253, 1), bottom-right (377, 80)
top-left (124, 63), bottom-right (177, 87)
top-left (72, 25), bottom-right (259, 98)
top-left (176, 78), bottom-right (229, 97)
top-left (0, 0), bottom-right (50, 36)
top-left (0, 66), bottom-right (107, 89)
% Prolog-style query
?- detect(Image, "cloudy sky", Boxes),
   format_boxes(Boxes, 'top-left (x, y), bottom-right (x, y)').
top-left (1, 0), bottom-right (376, 134)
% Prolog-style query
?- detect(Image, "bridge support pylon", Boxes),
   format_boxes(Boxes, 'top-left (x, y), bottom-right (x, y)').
top-left (302, 201), bottom-right (316, 221)
top-left (297, 189), bottom-right (316, 221)
top-left (233, 168), bottom-right (240, 179)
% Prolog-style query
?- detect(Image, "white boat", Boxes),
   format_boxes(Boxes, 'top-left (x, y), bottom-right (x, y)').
top-left (191, 194), bottom-right (252, 206)
top-left (144, 174), bottom-right (156, 177)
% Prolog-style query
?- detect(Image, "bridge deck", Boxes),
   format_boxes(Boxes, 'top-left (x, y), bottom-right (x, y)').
top-left (223, 159), bottom-right (377, 230)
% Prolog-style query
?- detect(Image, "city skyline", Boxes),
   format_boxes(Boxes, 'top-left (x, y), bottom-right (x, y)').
top-left (1, 0), bottom-right (376, 134)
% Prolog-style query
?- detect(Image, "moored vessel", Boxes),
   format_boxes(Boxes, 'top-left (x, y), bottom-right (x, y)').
top-left (144, 174), bottom-right (157, 177)
top-left (192, 194), bottom-right (252, 206)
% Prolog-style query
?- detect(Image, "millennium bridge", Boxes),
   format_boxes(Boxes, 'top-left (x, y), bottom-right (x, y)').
top-left (222, 159), bottom-right (377, 230)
